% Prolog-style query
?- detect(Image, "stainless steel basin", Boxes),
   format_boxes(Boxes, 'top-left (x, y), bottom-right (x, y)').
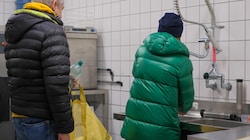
top-left (113, 112), bottom-right (250, 133)
top-left (179, 116), bottom-right (200, 122)
top-left (188, 118), bottom-right (249, 128)
top-left (180, 117), bottom-right (250, 133)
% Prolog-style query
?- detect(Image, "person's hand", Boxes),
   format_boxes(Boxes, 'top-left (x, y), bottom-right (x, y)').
top-left (178, 112), bottom-right (186, 116)
top-left (58, 133), bottom-right (70, 140)
top-left (1, 41), bottom-right (7, 47)
top-left (73, 79), bottom-right (78, 89)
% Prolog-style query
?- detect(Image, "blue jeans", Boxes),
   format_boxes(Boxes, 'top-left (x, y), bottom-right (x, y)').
top-left (12, 118), bottom-right (57, 140)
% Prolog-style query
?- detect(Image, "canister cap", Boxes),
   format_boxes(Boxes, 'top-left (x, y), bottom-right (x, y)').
top-left (78, 60), bottom-right (83, 66)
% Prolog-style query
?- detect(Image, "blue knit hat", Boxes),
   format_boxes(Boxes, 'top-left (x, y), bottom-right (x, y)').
top-left (158, 13), bottom-right (183, 37)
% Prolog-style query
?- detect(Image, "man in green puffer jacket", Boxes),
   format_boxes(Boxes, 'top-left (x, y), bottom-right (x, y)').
top-left (121, 13), bottom-right (194, 140)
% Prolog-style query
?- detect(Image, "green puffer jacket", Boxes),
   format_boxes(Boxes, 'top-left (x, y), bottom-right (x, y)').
top-left (121, 32), bottom-right (194, 140)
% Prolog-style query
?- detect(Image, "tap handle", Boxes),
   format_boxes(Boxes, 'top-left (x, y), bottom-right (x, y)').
top-left (203, 73), bottom-right (209, 79)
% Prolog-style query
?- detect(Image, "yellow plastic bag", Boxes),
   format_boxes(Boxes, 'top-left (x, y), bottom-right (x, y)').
top-left (70, 84), bottom-right (112, 140)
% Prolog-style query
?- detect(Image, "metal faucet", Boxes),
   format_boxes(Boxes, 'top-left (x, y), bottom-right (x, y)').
top-left (203, 63), bottom-right (232, 91)
top-left (189, 38), bottom-right (210, 58)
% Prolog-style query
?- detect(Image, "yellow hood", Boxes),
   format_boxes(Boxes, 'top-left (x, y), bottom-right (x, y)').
top-left (24, 2), bottom-right (56, 16)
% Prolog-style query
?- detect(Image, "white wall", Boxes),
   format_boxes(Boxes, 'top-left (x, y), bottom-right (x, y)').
top-left (1, 0), bottom-right (250, 140)
top-left (0, 0), bottom-right (16, 25)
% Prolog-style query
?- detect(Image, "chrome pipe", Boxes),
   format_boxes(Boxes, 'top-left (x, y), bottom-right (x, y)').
top-left (236, 79), bottom-right (243, 116)
top-left (173, 0), bottom-right (222, 53)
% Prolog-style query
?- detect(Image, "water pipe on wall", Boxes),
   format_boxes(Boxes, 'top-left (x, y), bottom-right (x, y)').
top-left (204, 0), bottom-right (225, 33)
top-left (174, 0), bottom-right (209, 58)
top-left (174, 0), bottom-right (232, 91)
top-left (190, 38), bottom-right (209, 59)
top-left (174, 0), bottom-right (223, 56)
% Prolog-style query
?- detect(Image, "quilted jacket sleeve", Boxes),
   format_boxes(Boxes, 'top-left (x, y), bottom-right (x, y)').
top-left (178, 59), bottom-right (194, 113)
top-left (41, 25), bottom-right (74, 133)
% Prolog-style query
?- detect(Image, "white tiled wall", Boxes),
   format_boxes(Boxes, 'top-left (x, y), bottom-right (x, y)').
top-left (0, 0), bottom-right (15, 25)
top-left (1, 0), bottom-right (250, 140)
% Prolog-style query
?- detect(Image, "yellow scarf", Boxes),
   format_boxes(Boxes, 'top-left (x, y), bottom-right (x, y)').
top-left (24, 2), bottom-right (56, 16)
top-left (12, 112), bottom-right (28, 118)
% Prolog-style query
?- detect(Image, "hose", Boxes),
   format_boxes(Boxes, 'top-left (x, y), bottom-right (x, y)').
top-left (174, 0), bottom-right (222, 53)
top-left (174, 0), bottom-right (208, 33)
top-left (205, 0), bottom-right (216, 29)
top-left (190, 50), bottom-right (209, 59)
top-left (212, 46), bottom-right (216, 63)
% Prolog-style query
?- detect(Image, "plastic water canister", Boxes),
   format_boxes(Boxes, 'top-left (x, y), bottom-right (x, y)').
top-left (69, 60), bottom-right (83, 88)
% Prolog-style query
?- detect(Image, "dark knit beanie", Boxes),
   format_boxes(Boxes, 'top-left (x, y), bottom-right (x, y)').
top-left (158, 13), bottom-right (183, 37)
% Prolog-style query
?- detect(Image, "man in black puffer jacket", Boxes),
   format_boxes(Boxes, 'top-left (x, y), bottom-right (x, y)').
top-left (4, 0), bottom-right (73, 140)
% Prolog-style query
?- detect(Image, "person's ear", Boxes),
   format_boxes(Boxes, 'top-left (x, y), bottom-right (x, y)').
top-left (51, 0), bottom-right (57, 11)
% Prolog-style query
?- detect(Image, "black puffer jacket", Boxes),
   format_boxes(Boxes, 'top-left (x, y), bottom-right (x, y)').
top-left (4, 5), bottom-right (73, 133)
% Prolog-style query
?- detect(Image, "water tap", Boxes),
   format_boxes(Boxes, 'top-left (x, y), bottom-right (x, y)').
top-left (203, 64), bottom-right (232, 91)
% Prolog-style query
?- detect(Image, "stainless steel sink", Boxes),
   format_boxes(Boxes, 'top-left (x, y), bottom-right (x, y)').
top-left (179, 116), bottom-right (200, 122)
top-left (113, 112), bottom-right (250, 133)
top-left (188, 118), bottom-right (249, 128)
top-left (180, 117), bottom-right (250, 133)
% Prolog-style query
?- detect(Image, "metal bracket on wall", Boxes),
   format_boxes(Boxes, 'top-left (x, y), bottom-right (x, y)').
top-left (97, 68), bottom-right (114, 81)
top-left (97, 68), bottom-right (123, 87)
top-left (97, 80), bottom-right (123, 87)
